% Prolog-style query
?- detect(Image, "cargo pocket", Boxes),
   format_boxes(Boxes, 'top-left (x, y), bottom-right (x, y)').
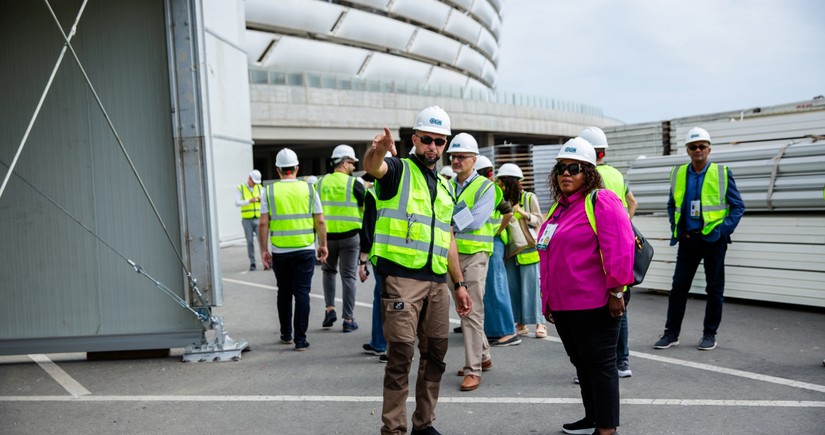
top-left (382, 296), bottom-right (416, 343)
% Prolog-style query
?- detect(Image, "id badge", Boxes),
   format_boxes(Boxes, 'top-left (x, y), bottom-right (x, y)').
top-left (690, 200), bottom-right (701, 218)
top-left (452, 203), bottom-right (474, 231)
top-left (536, 223), bottom-right (558, 250)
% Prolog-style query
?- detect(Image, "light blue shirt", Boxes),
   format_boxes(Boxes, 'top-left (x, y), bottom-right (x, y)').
top-left (453, 172), bottom-right (496, 232)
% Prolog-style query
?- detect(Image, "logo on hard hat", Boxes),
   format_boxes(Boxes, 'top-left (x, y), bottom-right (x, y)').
top-left (429, 118), bottom-right (443, 126)
top-left (690, 134), bottom-right (700, 139)
top-left (564, 146), bottom-right (577, 153)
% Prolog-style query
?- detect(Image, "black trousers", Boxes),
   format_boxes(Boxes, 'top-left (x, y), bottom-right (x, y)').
top-left (553, 304), bottom-right (620, 428)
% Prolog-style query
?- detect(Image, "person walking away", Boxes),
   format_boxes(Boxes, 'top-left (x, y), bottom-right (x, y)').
top-left (497, 164), bottom-right (547, 339)
top-left (654, 127), bottom-right (744, 351)
top-left (317, 144), bottom-right (366, 332)
top-left (447, 133), bottom-right (497, 392)
top-left (258, 148), bottom-right (328, 351)
top-left (364, 106), bottom-right (472, 435)
top-left (475, 156), bottom-right (519, 347)
top-left (235, 170), bottom-right (265, 271)
top-left (540, 137), bottom-right (635, 435)
top-left (581, 126), bottom-right (638, 378)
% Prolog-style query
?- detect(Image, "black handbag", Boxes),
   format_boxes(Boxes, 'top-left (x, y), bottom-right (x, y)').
top-left (629, 222), bottom-right (654, 287)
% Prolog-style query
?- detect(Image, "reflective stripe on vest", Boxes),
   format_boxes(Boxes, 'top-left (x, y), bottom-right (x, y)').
top-left (371, 159), bottom-right (454, 274)
top-left (597, 165), bottom-right (628, 209)
top-left (239, 184), bottom-right (261, 219)
top-left (316, 172), bottom-right (363, 234)
top-left (267, 181), bottom-right (316, 248)
top-left (670, 163), bottom-right (729, 237)
top-left (515, 191), bottom-right (539, 265)
top-left (453, 176), bottom-right (494, 254)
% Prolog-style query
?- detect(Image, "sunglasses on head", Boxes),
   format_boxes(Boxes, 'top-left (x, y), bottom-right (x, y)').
top-left (688, 144), bottom-right (709, 151)
top-left (554, 162), bottom-right (584, 176)
top-left (416, 134), bottom-right (447, 147)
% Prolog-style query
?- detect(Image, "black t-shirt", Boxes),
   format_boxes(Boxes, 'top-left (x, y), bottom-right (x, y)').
top-left (374, 156), bottom-right (448, 283)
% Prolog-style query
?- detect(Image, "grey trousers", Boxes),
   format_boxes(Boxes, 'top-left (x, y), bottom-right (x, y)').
top-left (241, 218), bottom-right (259, 265)
top-left (321, 233), bottom-right (359, 320)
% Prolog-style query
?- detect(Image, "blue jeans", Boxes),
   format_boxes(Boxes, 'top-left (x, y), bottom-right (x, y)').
top-left (617, 290), bottom-right (631, 364)
top-left (369, 266), bottom-right (386, 352)
top-left (505, 257), bottom-right (541, 325)
top-left (665, 235), bottom-right (727, 337)
top-left (484, 237), bottom-right (515, 337)
top-left (272, 249), bottom-right (316, 346)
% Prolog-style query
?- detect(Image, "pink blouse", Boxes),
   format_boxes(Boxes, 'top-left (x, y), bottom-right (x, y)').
top-left (539, 189), bottom-right (635, 312)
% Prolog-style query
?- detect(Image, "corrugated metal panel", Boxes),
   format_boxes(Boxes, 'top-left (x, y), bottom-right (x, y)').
top-left (0, 0), bottom-right (200, 351)
top-left (602, 122), bottom-right (668, 175)
top-left (531, 144), bottom-right (563, 211)
top-left (633, 215), bottom-right (825, 307)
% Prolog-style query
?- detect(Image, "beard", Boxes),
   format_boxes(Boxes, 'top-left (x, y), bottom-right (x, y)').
top-left (413, 152), bottom-right (439, 166)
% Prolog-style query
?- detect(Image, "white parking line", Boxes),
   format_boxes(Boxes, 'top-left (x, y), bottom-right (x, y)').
top-left (1, 395), bottom-right (823, 407)
top-left (28, 354), bottom-right (90, 398)
top-left (224, 277), bottom-right (825, 395)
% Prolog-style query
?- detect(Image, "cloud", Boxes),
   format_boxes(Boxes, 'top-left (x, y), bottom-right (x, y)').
top-left (496, 0), bottom-right (825, 123)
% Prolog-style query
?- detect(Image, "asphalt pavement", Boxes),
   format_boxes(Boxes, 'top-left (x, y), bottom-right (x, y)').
top-left (1, 244), bottom-right (824, 434)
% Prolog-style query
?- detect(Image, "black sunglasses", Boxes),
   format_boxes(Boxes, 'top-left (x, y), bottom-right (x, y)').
top-left (688, 144), bottom-right (709, 151)
top-left (554, 162), bottom-right (584, 176)
top-left (416, 134), bottom-right (447, 147)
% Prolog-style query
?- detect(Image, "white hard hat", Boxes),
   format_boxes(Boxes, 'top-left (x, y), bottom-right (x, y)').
top-left (249, 170), bottom-right (262, 184)
top-left (580, 126), bottom-right (608, 149)
top-left (556, 137), bottom-right (597, 166)
top-left (496, 163), bottom-right (524, 180)
top-left (276, 148), bottom-right (299, 167)
top-left (686, 127), bottom-right (712, 146)
top-left (446, 132), bottom-right (479, 154)
top-left (439, 166), bottom-right (455, 178)
top-left (414, 106), bottom-right (451, 136)
top-left (331, 144), bottom-right (358, 162)
top-left (474, 155), bottom-right (493, 170)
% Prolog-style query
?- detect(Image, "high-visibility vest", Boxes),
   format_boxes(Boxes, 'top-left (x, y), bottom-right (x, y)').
top-left (515, 191), bottom-right (539, 265)
top-left (597, 165), bottom-right (628, 209)
top-left (238, 183), bottom-right (261, 219)
top-left (670, 163), bottom-right (729, 238)
top-left (489, 183), bottom-right (508, 246)
top-left (370, 159), bottom-right (454, 274)
top-left (266, 181), bottom-right (317, 248)
top-left (453, 175), bottom-right (494, 255)
top-left (316, 172), bottom-right (362, 234)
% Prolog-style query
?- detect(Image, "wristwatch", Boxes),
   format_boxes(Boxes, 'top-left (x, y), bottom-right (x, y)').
top-left (358, 259), bottom-right (367, 265)
top-left (454, 281), bottom-right (467, 290)
top-left (611, 291), bottom-right (624, 299)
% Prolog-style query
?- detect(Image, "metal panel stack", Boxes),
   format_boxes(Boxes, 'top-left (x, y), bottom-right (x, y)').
top-left (602, 121), bottom-right (669, 175)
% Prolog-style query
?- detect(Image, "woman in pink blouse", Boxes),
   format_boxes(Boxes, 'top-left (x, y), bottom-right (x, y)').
top-left (538, 137), bottom-right (634, 435)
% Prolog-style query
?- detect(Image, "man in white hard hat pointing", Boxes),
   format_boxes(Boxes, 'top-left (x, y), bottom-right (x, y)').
top-left (364, 106), bottom-right (472, 435)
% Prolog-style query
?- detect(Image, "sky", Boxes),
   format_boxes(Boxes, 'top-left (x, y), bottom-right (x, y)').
top-left (495, 0), bottom-right (825, 124)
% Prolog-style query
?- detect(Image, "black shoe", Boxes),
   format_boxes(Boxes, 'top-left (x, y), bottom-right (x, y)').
top-left (378, 354), bottom-right (388, 363)
top-left (562, 418), bottom-right (595, 434)
top-left (490, 335), bottom-right (522, 347)
top-left (249, 263), bottom-right (256, 271)
top-left (453, 326), bottom-right (463, 333)
top-left (294, 341), bottom-right (310, 351)
top-left (342, 319), bottom-right (359, 333)
top-left (698, 334), bottom-right (717, 350)
top-left (411, 426), bottom-right (441, 435)
top-left (653, 331), bottom-right (680, 349)
top-left (280, 336), bottom-right (293, 344)
top-left (362, 343), bottom-right (386, 356)
top-left (322, 309), bottom-right (337, 328)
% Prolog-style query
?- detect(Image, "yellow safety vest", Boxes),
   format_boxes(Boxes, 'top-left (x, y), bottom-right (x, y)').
top-left (453, 175), bottom-right (494, 255)
top-left (238, 183), bottom-right (261, 219)
top-left (597, 165), bottom-right (628, 209)
top-left (266, 181), bottom-right (317, 248)
top-left (670, 163), bottom-right (729, 238)
top-left (515, 191), bottom-right (539, 265)
top-left (489, 184), bottom-right (508, 245)
top-left (316, 172), bottom-right (362, 234)
top-left (370, 159), bottom-right (454, 274)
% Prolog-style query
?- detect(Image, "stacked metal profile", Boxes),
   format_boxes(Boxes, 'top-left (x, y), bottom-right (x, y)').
top-left (625, 138), bottom-right (825, 307)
